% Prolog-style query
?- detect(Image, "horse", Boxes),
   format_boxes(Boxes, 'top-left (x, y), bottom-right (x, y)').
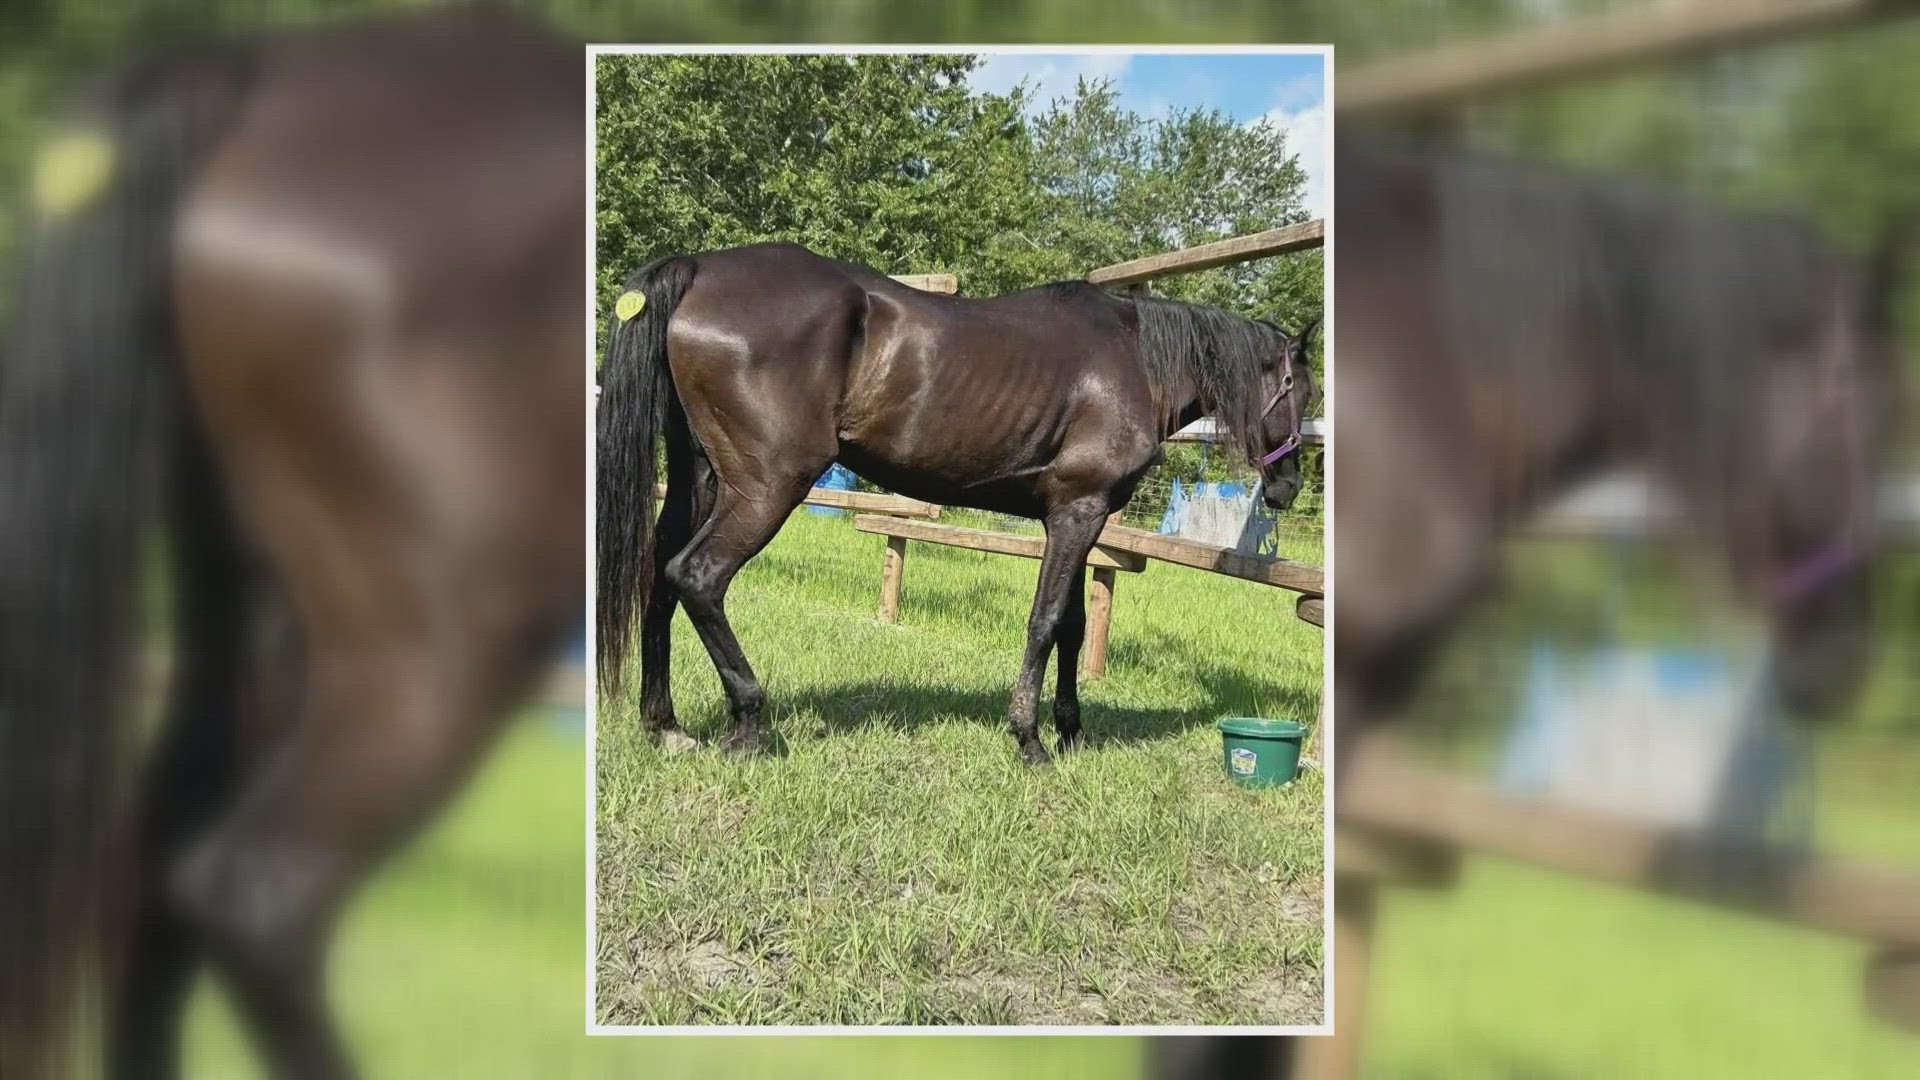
top-left (1150, 135), bottom-right (1906, 1079)
top-left (0, 11), bottom-right (583, 1080)
top-left (595, 243), bottom-right (1319, 765)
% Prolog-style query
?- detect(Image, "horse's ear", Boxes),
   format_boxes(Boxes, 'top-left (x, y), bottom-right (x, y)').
top-left (1294, 316), bottom-right (1321, 359)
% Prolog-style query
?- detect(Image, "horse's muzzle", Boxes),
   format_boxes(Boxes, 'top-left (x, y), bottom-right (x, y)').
top-left (1263, 480), bottom-right (1301, 512)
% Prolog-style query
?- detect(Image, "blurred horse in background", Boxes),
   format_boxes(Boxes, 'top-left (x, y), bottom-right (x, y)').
top-left (1153, 135), bottom-right (1906, 1078)
top-left (0, 11), bottom-right (582, 1079)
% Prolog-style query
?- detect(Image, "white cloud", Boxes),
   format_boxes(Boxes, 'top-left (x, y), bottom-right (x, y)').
top-left (969, 53), bottom-right (1134, 114)
top-left (1254, 99), bottom-right (1329, 220)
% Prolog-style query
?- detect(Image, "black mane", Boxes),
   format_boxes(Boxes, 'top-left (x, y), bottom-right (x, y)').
top-left (1131, 294), bottom-right (1289, 461)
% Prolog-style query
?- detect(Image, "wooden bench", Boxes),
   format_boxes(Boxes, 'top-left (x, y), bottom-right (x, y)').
top-left (650, 482), bottom-right (941, 520)
top-left (1297, 594), bottom-right (1324, 627)
top-left (1092, 523), bottom-right (1323, 594)
top-left (800, 487), bottom-right (941, 519)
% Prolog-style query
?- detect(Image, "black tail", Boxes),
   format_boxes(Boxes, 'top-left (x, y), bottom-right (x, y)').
top-left (596, 256), bottom-right (697, 696)
top-left (0, 53), bottom-right (248, 1078)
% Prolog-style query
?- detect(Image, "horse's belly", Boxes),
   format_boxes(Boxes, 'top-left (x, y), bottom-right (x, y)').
top-left (834, 439), bottom-right (1051, 518)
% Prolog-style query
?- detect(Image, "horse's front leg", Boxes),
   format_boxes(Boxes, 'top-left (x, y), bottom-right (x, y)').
top-left (1051, 566), bottom-right (1088, 754)
top-left (1008, 498), bottom-right (1108, 765)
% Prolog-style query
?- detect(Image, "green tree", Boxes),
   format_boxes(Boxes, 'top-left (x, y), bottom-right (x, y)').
top-left (595, 54), bottom-right (1039, 313)
top-left (1023, 78), bottom-right (1320, 330)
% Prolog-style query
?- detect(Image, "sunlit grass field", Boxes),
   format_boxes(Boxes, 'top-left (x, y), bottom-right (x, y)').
top-left (595, 508), bottom-right (1327, 1026)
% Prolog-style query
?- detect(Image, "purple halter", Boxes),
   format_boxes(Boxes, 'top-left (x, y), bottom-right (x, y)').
top-left (1259, 372), bottom-right (1302, 467)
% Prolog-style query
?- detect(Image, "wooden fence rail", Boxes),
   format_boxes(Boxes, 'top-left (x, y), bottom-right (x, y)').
top-left (1088, 219), bottom-right (1325, 288)
top-left (1344, 736), bottom-right (1920, 951)
top-left (889, 273), bottom-right (958, 294)
top-left (1095, 523), bottom-right (1324, 594)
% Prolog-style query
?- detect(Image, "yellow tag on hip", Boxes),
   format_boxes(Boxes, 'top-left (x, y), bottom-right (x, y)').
top-left (614, 291), bottom-right (647, 321)
top-left (33, 130), bottom-right (116, 220)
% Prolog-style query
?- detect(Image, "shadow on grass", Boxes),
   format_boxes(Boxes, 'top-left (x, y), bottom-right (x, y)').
top-left (772, 649), bottom-right (1310, 748)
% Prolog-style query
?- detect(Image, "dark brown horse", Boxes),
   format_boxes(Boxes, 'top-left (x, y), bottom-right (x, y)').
top-left (1151, 136), bottom-right (1906, 1080)
top-left (0, 12), bottom-right (581, 1080)
top-left (596, 243), bottom-right (1319, 764)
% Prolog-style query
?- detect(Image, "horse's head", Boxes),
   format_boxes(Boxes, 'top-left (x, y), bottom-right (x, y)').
top-left (1257, 316), bottom-right (1320, 511)
top-left (1742, 225), bottom-right (1906, 722)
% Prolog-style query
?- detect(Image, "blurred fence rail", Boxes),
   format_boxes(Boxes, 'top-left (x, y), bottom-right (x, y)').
top-left (1345, 735), bottom-right (1920, 948)
top-left (1340, 0), bottom-right (1917, 115)
top-left (1527, 472), bottom-right (1920, 538)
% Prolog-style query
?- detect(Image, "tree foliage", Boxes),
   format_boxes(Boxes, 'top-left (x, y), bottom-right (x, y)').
top-left (595, 54), bottom-right (1040, 306)
top-left (595, 55), bottom-right (1323, 345)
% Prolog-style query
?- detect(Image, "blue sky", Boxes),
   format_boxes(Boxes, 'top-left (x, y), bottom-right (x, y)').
top-left (967, 51), bottom-right (1329, 217)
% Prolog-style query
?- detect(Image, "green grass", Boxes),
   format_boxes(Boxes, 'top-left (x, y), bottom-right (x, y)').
top-left (595, 509), bottom-right (1327, 1027)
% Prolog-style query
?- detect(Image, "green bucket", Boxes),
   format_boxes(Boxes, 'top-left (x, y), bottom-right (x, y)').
top-left (1217, 717), bottom-right (1307, 788)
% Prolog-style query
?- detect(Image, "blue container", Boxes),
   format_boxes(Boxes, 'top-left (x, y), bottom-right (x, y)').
top-left (809, 463), bottom-right (858, 515)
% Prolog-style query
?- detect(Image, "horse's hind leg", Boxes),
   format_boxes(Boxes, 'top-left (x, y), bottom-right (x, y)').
top-left (638, 406), bottom-right (706, 749)
top-left (665, 470), bottom-right (814, 755)
top-left (169, 569), bottom-right (560, 1079)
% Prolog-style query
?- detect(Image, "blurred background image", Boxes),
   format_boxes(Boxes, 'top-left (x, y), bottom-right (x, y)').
top-left (3, 1), bottom-right (1920, 1078)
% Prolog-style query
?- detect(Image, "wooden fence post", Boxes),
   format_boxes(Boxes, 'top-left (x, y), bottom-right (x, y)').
top-left (1084, 566), bottom-right (1116, 679)
top-left (879, 535), bottom-right (907, 623)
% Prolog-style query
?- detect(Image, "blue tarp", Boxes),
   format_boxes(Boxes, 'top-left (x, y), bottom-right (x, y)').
top-left (809, 463), bottom-right (859, 515)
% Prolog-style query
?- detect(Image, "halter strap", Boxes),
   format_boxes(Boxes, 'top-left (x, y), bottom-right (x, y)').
top-left (1259, 374), bottom-right (1302, 466)
top-left (1260, 433), bottom-right (1301, 467)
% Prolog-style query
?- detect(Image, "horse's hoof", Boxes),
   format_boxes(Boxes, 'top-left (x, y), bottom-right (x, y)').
top-left (1056, 731), bottom-right (1085, 755)
top-left (718, 727), bottom-right (769, 757)
top-left (1019, 741), bottom-right (1054, 767)
top-left (657, 728), bottom-right (702, 754)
